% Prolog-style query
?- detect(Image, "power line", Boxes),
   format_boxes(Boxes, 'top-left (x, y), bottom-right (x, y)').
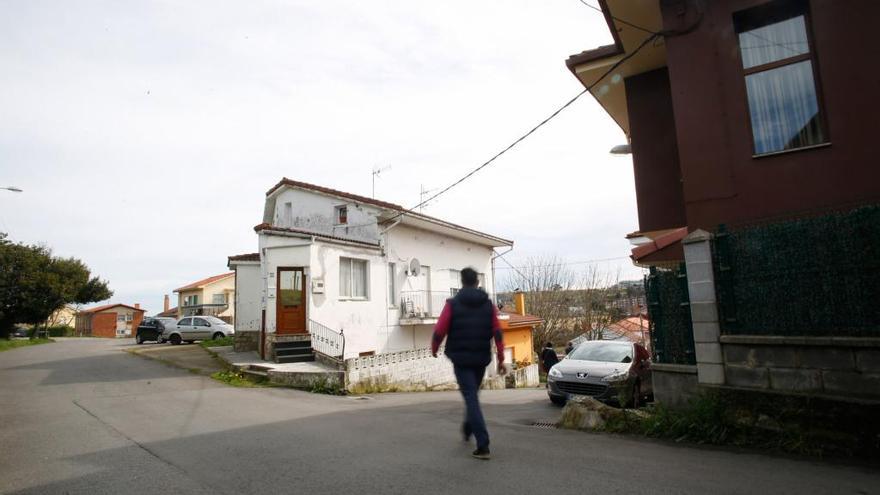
top-left (576, 0), bottom-right (658, 35)
top-left (495, 255), bottom-right (631, 271)
top-left (343, 30), bottom-right (662, 230)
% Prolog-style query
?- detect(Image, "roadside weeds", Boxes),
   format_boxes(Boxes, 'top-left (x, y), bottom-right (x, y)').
top-left (0, 338), bottom-right (54, 352)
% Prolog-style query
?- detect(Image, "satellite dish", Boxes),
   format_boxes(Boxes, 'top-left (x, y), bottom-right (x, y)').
top-left (408, 258), bottom-right (421, 277)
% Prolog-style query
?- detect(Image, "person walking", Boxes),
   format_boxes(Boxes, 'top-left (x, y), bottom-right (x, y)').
top-left (541, 342), bottom-right (560, 373)
top-left (431, 267), bottom-right (505, 460)
top-left (565, 341), bottom-right (575, 356)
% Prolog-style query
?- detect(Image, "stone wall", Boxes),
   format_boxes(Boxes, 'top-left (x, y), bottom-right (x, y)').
top-left (233, 331), bottom-right (259, 352)
top-left (344, 347), bottom-right (503, 393)
top-left (721, 335), bottom-right (880, 400)
top-left (651, 363), bottom-right (699, 409)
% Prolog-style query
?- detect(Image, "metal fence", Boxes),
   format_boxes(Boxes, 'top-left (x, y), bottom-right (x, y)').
top-left (646, 265), bottom-right (696, 365)
top-left (400, 291), bottom-right (450, 319)
top-left (309, 319), bottom-right (345, 359)
top-left (714, 204), bottom-right (880, 337)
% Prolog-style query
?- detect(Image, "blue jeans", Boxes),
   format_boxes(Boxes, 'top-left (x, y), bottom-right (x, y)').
top-left (454, 365), bottom-right (489, 450)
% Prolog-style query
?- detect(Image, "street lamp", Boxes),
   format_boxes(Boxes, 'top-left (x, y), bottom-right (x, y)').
top-left (609, 144), bottom-right (632, 155)
top-left (2, 186), bottom-right (22, 192)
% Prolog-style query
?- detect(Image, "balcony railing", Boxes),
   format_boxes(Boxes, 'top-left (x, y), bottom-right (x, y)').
top-left (181, 303), bottom-right (229, 317)
top-left (400, 291), bottom-right (451, 320)
top-left (309, 319), bottom-right (345, 360)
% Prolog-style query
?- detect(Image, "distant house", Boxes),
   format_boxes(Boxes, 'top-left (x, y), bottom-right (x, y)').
top-left (498, 292), bottom-right (542, 365)
top-left (173, 273), bottom-right (235, 322)
top-left (75, 304), bottom-right (145, 338)
top-left (46, 304), bottom-right (77, 327)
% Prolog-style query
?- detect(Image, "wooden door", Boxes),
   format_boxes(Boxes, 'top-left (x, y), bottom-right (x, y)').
top-left (277, 267), bottom-right (307, 334)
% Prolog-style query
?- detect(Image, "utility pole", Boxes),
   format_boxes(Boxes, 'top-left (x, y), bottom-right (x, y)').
top-left (419, 184), bottom-right (439, 212)
top-left (372, 165), bottom-right (391, 198)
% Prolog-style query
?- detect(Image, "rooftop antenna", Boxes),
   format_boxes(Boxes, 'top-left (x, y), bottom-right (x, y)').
top-left (419, 184), bottom-right (439, 213)
top-left (372, 164), bottom-right (391, 198)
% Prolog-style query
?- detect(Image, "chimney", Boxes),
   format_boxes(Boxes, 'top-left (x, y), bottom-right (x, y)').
top-left (513, 291), bottom-right (526, 316)
top-left (164, 294), bottom-right (170, 312)
top-left (134, 303), bottom-right (140, 309)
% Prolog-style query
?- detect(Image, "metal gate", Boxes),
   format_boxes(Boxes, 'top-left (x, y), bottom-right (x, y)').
top-left (646, 264), bottom-right (696, 365)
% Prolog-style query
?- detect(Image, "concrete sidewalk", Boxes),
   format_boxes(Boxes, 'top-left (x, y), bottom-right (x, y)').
top-left (210, 346), bottom-right (344, 389)
top-left (126, 344), bottom-right (226, 376)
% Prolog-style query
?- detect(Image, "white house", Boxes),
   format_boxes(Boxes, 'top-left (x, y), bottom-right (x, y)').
top-left (229, 178), bottom-right (513, 365)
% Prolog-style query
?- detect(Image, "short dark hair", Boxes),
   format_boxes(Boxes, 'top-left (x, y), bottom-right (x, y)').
top-left (461, 267), bottom-right (479, 287)
top-left (545, 342), bottom-right (554, 348)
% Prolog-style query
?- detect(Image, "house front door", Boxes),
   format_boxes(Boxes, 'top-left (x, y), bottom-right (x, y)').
top-left (277, 267), bottom-right (307, 334)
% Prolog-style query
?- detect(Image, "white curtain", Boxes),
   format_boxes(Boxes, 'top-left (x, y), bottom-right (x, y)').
top-left (340, 259), bottom-right (352, 297)
top-left (352, 259), bottom-right (367, 298)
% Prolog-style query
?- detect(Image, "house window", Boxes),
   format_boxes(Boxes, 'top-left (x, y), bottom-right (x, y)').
top-left (388, 263), bottom-right (397, 307)
top-left (734, 0), bottom-right (826, 155)
top-left (340, 257), bottom-right (368, 299)
top-left (283, 202), bottom-right (292, 225)
top-left (335, 205), bottom-right (348, 225)
top-left (117, 314), bottom-right (125, 322)
top-left (212, 293), bottom-right (227, 305)
top-left (125, 313), bottom-right (132, 322)
top-left (184, 295), bottom-right (199, 307)
top-left (450, 269), bottom-right (461, 296)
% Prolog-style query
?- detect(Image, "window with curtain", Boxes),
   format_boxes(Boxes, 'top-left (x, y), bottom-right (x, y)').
top-left (734, 0), bottom-right (826, 155)
top-left (212, 293), bottom-right (226, 305)
top-left (340, 257), bottom-right (368, 299)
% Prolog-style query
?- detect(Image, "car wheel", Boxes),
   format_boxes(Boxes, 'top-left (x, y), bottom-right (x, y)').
top-left (212, 332), bottom-right (225, 340)
top-left (629, 382), bottom-right (641, 409)
top-left (136, 334), bottom-right (144, 345)
top-left (170, 334), bottom-right (182, 345)
top-left (550, 395), bottom-right (567, 406)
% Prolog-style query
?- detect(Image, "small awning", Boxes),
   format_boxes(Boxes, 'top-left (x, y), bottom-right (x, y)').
top-left (630, 227), bottom-right (687, 268)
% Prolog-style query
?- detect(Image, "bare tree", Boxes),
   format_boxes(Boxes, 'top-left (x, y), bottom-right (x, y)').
top-left (500, 255), bottom-right (576, 355)
top-left (568, 265), bottom-right (623, 343)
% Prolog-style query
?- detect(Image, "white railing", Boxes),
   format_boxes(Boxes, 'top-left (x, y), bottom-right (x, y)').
top-left (309, 319), bottom-right (345, 359)
top-left (400, 291), bottom-right (450, 319)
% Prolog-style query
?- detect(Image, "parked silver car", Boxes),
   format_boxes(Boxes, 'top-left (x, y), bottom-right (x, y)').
top-left (165, 316), bottom-right (234, 345)
top-left (546, 340), bottom-right (652, 407)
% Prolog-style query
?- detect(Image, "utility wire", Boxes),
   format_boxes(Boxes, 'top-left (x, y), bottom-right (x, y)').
top-left (577, 0), bottom-right (658, 35)
top-left (344, 30), bottom-right (662, 230)
top-left (495, 255), bottom-right (631, 271)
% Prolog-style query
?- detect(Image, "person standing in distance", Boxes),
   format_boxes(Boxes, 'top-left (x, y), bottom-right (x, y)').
top-left (431, 267), bottom-right (505, 460)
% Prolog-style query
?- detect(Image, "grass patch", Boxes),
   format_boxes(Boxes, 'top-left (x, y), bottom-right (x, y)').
top-left (308, 376), bottom-right (346, 395)
top-left (596, 390), bottom-right (878, 458)
top-left (211, 370), bottom-right (270, 388)
top-left (0, 338), bottom-right (54, 352)
top-left (199, 336), bottom-right (234, 348)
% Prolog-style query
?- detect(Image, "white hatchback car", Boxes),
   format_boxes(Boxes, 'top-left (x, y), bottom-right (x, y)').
top-left (166, 316), bottom-right (234, 345)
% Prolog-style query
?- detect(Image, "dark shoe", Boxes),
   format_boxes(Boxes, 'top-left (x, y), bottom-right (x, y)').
top-left (471, 448), bottom-right (491, 460)
top-left (462, 422), bottom-right (472, 442)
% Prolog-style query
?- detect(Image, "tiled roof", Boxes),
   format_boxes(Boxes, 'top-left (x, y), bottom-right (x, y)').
top-left (81, 303), bottom-right (144, 314)
top-left (253, 223), bottom-right (381, 247)
top-left (501, 311), bottom-right (544, 328)
top-left (228, 252), bottom-right (260, 262)
top-left (157, 307), bottom-right (178, 317)
top-left (174, 272), bottom-right (235, 292)
top-left (266, 178), bottom-right (404, 211)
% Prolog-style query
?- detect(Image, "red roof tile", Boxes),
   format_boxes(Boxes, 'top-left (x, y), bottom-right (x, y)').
top-left (228, 252), bottom-right (260, 262)
top-left (81, 303), bottom-right (145, 314)
top-left (501, 311), bottom-right (544, 328)
top-left (174, 272), bottom-right (234, 292)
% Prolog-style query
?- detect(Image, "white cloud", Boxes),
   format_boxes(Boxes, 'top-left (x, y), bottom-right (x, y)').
top-left (0, 0), bottom-right (644, 314)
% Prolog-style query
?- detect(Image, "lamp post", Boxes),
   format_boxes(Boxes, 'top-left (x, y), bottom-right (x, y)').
top-left (609, 144), bottom-right (632, 155)
top-left (2, 186), bottom-right (22, 193)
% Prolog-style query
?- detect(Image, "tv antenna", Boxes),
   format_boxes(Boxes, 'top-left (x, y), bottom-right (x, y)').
top-left (372, 164), bottom-right (391, 198)
top-left (419, 184), bottom-right (439, 213)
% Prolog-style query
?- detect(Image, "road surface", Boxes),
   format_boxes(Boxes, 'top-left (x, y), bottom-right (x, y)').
top-left (1, 338), bottom-right (877, 494)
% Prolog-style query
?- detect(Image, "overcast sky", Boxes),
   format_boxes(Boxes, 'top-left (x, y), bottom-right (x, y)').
top-left (0, 0), bottom-right (644, 314)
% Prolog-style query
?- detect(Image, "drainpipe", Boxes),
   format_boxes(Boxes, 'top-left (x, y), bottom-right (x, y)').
top-left (379, 218), bottom-right (402, 351)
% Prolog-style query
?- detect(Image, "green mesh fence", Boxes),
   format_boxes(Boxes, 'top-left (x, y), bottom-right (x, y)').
top-left (714, 205), bottom-right (880, 337)
top-left (647, 265), bottom-right (696, 365)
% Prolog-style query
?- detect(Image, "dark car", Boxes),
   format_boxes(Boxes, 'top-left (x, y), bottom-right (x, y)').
top-left (546, 340), bottom-right (653, 408)
top-left (135, 317), bottom-right (175, 344)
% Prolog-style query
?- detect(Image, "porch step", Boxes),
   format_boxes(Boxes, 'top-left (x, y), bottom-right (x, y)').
top-left (241, 369), bottom-right (268, 379)
top-left (275, 340), bottom-right (312, 350)
top-left (276, 352), bottom-right (316, 364)
top-left (276, 347), bottom-right (315, 357)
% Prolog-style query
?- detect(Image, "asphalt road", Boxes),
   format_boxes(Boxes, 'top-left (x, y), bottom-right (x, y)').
top-left (1, 338), bottom-right (878, 495)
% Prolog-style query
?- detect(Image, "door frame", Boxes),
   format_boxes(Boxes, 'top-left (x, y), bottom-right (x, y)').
top-left (276, 266), bottom-right (308, 335)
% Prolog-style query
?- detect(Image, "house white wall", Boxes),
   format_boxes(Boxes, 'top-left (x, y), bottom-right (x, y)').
top-left (233, 263), bottom-right (261, 331)
top-left (259, 233), bottom-right (312, 334)
top-left (267, 188), bottom-right (382, 244)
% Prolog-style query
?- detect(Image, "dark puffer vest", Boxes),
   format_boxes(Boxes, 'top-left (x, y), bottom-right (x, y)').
top-left (444, 287), bottom-right (494, 368)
